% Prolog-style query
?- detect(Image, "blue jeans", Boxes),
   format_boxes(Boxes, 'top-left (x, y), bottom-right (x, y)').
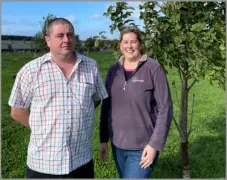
top-left (111, 143), bottom-right (159, 178)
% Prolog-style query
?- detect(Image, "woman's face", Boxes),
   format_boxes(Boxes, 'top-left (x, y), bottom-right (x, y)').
top-left (120, 32), bottom-right (142, 61)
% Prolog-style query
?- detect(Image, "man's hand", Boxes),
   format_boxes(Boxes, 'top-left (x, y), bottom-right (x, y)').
top-left (100, 143), bottom-right (108, 162)
top-left (140, 145), bottom-right (157, 169)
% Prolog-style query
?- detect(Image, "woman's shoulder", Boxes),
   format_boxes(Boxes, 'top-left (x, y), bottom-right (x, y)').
top-left (108, 62), bottom-right (120, 72)
top-left (145, 56), bottom-right (167, 75)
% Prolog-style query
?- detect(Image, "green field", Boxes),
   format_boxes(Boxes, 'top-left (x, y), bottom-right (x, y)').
top-left (1, 52), bottom-right (226, 178)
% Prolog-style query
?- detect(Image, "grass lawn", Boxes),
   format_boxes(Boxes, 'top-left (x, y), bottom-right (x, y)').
top-left (1, 51), bottom-right (225, 178)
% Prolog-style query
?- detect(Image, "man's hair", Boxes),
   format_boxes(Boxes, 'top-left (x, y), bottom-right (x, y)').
top-left (43, 17), bottom-right (74, 37)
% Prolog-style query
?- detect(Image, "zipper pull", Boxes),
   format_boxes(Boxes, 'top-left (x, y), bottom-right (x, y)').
top-left (123, 81), bottom-right (126, 90)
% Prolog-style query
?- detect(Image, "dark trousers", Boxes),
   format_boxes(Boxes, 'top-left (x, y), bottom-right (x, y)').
top-left (26, 160), bottom-right (94, 178)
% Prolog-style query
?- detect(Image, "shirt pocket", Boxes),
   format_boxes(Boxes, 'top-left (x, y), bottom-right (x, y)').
top-left (70, 72), bottom-right (95, 108)
top-left (32, 78), bottom-right (63, 108)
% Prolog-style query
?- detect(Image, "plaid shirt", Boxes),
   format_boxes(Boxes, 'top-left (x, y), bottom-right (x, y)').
top-left (8, 52), bottom-right (108, 175)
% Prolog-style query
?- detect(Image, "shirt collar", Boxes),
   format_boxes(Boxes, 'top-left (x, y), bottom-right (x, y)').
top-left (41, 51), bottom-right (81, 65)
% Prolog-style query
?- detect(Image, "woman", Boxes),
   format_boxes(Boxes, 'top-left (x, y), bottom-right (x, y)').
top-left (99, 26), bottom-right (173, 178)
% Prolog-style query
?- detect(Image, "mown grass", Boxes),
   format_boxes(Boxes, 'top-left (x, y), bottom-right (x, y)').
top-left (1, 52), bottom-right (225, 178)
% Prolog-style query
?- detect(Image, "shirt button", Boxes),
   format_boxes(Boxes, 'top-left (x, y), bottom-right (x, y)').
top-left (67, 111), bottom-right (70, 113)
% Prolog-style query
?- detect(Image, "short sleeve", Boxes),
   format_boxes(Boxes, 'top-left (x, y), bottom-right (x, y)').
top-left (8, 65), bottom-right (33, 108)
top-left (92, 65), bottom-right (108, 101)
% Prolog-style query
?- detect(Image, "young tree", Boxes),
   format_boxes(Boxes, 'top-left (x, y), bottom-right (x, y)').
top-left (104, 2), bottom-right (140, 58)
top-left (75, 35), bottom-right (82, 50)
top-left (84, 37), bottom-right (96, 52)
top-left (104, 1), bottom-right (225, 178)
top-left (94, 31), bottom-right (109, 52)
top-left (33, 14), bottom-right (57, 52)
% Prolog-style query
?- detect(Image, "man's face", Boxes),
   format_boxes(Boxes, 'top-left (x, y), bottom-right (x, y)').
top-left (45, 23), bottom-right (76, 57)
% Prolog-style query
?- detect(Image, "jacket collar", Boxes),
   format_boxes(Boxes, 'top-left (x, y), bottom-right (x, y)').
top-left (118, 54), bottom-right (148, 65)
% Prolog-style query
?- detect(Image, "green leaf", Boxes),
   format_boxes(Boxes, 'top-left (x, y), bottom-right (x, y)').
top-left (191, 22), bottom-right (207, 31)
top-left (127, 7), bottom-right (135, 11)
top-left (220, 50), bottom-right (226, 59)
top-left (188, 32), bottom-right (195, 41)
top-left (123, 19), bottom-right (134, 25)
top-left (163, 52), bottom-right (167, 59)
top-left (219, 44), bottom-right (225, 51)
top-left (174, 36), bottom-right (182, 47)
top-left (95, 39), bottom-right (100, 48)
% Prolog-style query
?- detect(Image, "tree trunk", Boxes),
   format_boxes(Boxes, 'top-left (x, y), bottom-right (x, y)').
top-left (180, 75), bottom-right (190, 178)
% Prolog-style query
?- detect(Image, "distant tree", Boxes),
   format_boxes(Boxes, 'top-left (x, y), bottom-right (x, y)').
top-left (109, 39), bottom-right (120, 51)
top-left (75, 35), bottom-right (80, 46)
top-left (84, 37), bottom-right (118, 53)
top-left (93, 31), bottom-right (107, 52)
top-left (1, 35), bottom-right (33, 41)
top-left (75, 35), bottom-right (83, 52)
top-left (84, 37), bottom-right (94, 52)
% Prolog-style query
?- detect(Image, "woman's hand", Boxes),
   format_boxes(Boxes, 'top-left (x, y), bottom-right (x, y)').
top-left (140, 145), bottom-right (157, 169)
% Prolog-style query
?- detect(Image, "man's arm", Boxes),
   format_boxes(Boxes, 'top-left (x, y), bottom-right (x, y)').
top-left (92, 63), bottom-right (108, 106)
top-left (11, 107), bottom-right (30, 128)
top-left (8, 63), bottom-right (32, 128)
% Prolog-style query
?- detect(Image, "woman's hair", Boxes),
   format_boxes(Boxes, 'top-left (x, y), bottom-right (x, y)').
top-left (120, 26), bottom-right (143, 44)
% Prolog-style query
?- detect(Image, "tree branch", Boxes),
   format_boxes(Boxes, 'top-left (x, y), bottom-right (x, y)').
top-left (188, 94), bottom-right (195, 136)
top-left (173, 116), bottom-right (181, 134)
top-left (156, 1), bottom-right (163, 9)
top-left (188, 115), bottom-right (210, 136)
top-left (172, 81), bottom-right (181, 109)
top-left (176, 64), bottom-right (184, 85)
top-left (188, 79), bottom-right (197, 91)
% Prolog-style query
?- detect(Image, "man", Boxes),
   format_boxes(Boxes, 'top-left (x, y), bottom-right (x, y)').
top-left (8, 18), bottom-right (108, 178)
